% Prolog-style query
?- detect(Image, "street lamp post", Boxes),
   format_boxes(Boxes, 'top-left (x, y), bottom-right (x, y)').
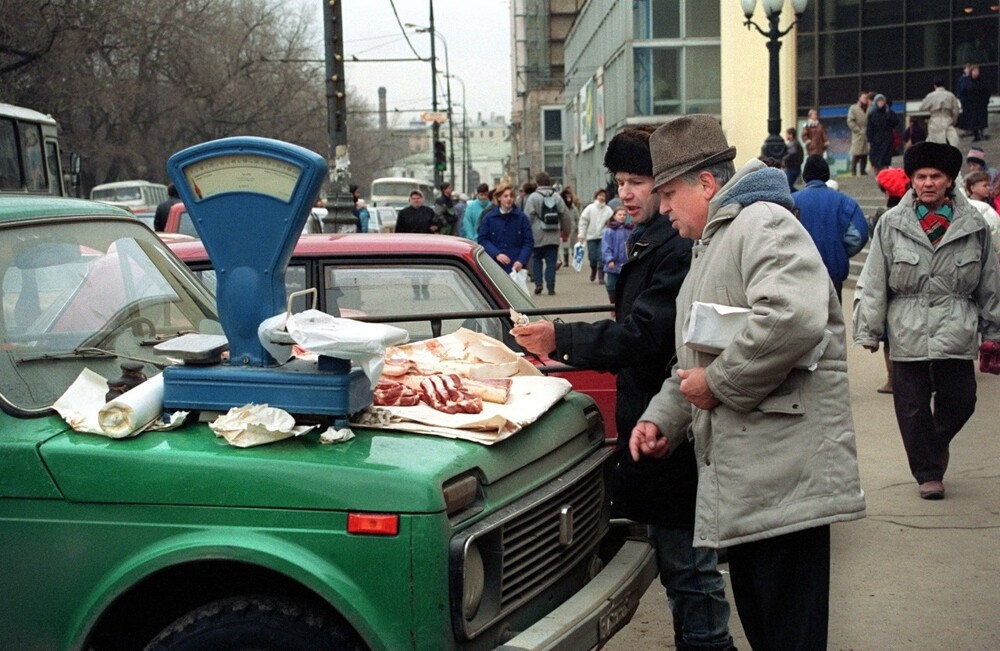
top-left (741, 0), bottom-right (809, 160)
top-left (446, 73), bottom-right (468, 193)
top-left (406, 22), bottom-right (454, 188)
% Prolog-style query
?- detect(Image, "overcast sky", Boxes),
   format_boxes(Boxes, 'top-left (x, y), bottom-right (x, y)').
top-left (298, 0), bottom-right (513, 125)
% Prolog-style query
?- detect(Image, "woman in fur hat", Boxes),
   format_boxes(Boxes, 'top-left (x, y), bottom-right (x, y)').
top-left (854, 142), bottom-right (1000, 500)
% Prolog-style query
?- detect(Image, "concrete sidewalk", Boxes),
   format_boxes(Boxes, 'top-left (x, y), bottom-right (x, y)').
top-left (604, 286), bottom-right (1000, 651)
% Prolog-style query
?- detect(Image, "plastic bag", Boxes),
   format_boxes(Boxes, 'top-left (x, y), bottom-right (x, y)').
top-left (572, 242), bottom-right (585, 272)
top-left (509, 268), bottom-right (530, 295)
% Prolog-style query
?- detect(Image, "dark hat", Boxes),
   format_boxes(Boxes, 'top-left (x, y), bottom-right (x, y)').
top-left (802, 155), bottom-right (830, 183)
top-left (903, 141), bottom-right (963, 179)
top-left (650, 115), bottom-right (737, 188)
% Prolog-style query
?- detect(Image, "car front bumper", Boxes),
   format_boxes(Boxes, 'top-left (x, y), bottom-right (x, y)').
top-left (495, 538), bottom-right (657, 651)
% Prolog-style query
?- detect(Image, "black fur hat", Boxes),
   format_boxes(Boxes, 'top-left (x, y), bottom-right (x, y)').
top-left (604, 125), bottom-right (656, 176)
top-left (904, 141), bottom-right (963, 179)
top-left (802, 155), bottom-right (830, 183)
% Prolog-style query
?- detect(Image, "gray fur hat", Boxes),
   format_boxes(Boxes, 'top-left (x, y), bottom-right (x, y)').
top-left (650, 115), bottom-right (737, 189)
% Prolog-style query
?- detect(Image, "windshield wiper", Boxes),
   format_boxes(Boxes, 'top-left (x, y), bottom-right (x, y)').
top-left (14, 348), bottom-right (117, 364)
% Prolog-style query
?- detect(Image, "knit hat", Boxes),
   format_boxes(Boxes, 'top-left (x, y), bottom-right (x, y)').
top-left (903, 141), bottom-right (963, 179)
top-left (802, 154), bottom-right (830, 182)
top-left (876, 167), bottom-right (909, 199)
top-left (649, 115), bottom-right (737, 189)
top-left (967, 147), bottom-right (986, 167)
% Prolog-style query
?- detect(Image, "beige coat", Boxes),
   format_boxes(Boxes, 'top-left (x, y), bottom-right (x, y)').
top-left (640, 160), bottom-right (866, 548)
top-left (847, 102), bottom-right (870, 156)
top-left (919, 86), bottom-right (961, 145)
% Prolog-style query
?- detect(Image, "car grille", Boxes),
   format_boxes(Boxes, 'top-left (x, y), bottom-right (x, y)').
top-left (499, 464), bottom-right (605, 610)
top-left (450, 447), bottom-right (611, 640)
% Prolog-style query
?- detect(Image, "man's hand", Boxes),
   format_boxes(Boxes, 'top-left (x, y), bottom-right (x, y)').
top-left (511, 321), bottom-right (557, 356)
top-left (629, 421), bottom-right (669, 461)
top-left (512, 260), bottom-right (523, 271)
top-left (677, 367), bottom-right (720, 410)
top-left (497, 253), bottom-right (512, 266)
top-left (862, 343), bottom-right (879, 353)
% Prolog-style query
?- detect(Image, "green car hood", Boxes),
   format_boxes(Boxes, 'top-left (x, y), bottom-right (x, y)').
top-left (36, 393), bottom-right (598, 513)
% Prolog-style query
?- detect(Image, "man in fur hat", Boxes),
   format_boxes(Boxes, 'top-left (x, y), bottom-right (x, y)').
top-left (630, 115), bottom-right (866, 650)
top-left (854, 141), bottom-right (1000, 500)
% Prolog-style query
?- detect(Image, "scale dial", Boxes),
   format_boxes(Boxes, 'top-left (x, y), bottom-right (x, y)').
top-left (183, 154), bottom-right (301, 202)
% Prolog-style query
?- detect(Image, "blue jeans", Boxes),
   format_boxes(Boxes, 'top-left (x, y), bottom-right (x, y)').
top-left (532, 244), bottom-right (559, 291)
top-left (651, 526), bottom-right (733, 650)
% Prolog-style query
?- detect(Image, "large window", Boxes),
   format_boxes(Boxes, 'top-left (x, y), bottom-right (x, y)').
top-left (541, 107), bottom-right (563, 183)
top-left (632, 0), bottom-right (720, 117)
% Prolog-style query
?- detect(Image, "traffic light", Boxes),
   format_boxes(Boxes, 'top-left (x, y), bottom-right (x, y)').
top-left (434, 140), bottom-right (447, 171)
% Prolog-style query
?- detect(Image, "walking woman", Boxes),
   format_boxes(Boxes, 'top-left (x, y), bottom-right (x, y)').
top-left (866, 94), bottom-right (899, 173)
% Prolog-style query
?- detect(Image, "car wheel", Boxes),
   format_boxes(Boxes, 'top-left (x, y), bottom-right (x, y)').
top-left (143, 595), bottom-right (365, 651)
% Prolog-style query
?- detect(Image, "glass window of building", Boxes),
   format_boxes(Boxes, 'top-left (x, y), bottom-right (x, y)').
top-left (632, 0), bottom-right (719, 117)
top-left (541, 107), bottom-right (563, 182)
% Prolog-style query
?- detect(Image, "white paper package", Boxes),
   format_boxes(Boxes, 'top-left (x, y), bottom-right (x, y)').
top-left (97, 373), bottom-right (166, 438)
top-left (684, 301), bottom-right (830, 371)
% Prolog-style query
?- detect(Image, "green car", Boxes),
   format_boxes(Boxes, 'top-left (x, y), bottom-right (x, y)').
top-left (0, 196), bottom-right (656, 651)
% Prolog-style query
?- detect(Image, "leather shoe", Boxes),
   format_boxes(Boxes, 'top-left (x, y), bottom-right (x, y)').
top-left (534, 285), bottom-right (543, 295)
top-left (919, 481), bottom-right (945, 500)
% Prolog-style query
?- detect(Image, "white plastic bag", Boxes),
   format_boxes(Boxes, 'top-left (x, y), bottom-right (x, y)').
top-left (572, 242), bottom-right (585, 272)
top-left (509, 268), bottom-right (530, 295)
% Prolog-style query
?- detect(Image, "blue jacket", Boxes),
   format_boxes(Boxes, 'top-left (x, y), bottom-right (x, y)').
top-left (477, 205), bottom-right (534, 272)
top-left (601, 220), bottom-right (633, 275)
top-left (792, 180), bottom-right (869, 283)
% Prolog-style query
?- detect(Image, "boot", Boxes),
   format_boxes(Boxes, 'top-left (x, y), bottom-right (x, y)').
top-left (877, 347), bottom-right (893, 393)
top-left (589, 266), bottom-right (597, 282)
top-left (598, 269), bottom-right (605, 284)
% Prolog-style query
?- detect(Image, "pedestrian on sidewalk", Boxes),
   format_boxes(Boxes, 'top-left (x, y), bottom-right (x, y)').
top-left (513, 125), bottom-right (737, 651)
top-left (632, 115), bottom-right (866, 651)
top-left (847, 91), bottom-right (871, 175)
top-left (783, 127), bottom-right (804, 191)
top-left (957, 63), bottom-right (991, 142)
top-left (577, 188), bottom-right (613, 283)
top-left (601, 206), bottom-right (631, 304)
top-left (867, 94), bottom-right (899, 173)
top-left (919, 78), bottom-right (961, 146)
top-left (854, 142), bottom-right (1000, 500)
top-left (524, 172), bottom-right (573, 295)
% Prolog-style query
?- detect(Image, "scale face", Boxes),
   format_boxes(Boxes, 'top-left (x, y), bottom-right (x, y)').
top-left (167, 137), bottom-right (326, 367)
top-left (162, 137), bottom-right (371, 421)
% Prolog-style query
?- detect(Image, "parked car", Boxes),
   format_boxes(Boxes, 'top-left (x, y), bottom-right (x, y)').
top-left (0, 195), bottom-right (653, 650)
top-left (369, 205), bottom-right (397, 232)
top-left (162, 201), bottom-right (196, 236)
top-left (90, 179), bottom-right (168, 215)
top-left (170, 232), bottom-right (619, 438)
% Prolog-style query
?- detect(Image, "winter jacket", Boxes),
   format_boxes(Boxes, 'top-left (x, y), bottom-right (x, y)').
top-left (434, 194), bottom-right (458, 235)
top-left (462, 198), bottom-right (492, 240)
top-left (847, 102), bottom-right (870, 156)
top-left (477, 205), bottom-right (534, 272)
top-left (577, 200), bottom-right (612, 241)
top-left (792, 180), bottom-right (869, 283)
top-left (783, 138), bottom-right (803, 171)
top-left (524, 186), bottom-right (573, 247)
top-left (551, 215), bottom-right (696, 527)
top-left (357, 207), bottom-right (370, 233)
top-left (853, 190), bottom-right (1000, 360)
top-left (919, 86), bottom-right (961, 145)
top-left (967, 198), bottom-right (1000, 260)
top-left (640, 160), bottom-right (867, 547)
top-left (802, 120), bottom-right (829, 156)
top-left (601, 220), bottom-right (632, 275)
top-left (958, 75), bottom-right (991, 132)
top-left (395, 204), bottom-right (437, 233)
top-left (867, 104), bottom-right (899, 168)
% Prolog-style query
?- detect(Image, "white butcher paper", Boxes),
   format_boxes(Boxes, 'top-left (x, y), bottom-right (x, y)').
top-left (98, 374), bottom-right (165, 438)
top-left (209, 404), bottom-right (316, 448)
top-left (350, 375), bottom-right (572, 445)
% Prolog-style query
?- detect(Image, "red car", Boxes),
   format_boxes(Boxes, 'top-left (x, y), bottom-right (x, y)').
top-left (170, 233), bottom-right (619, 438)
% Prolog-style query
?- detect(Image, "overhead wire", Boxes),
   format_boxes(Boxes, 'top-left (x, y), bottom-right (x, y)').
top-left (388, 0), bottom-right (424, 60)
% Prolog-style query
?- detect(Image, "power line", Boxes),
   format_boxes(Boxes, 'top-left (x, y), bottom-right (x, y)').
top-left (388, 0), bottom-right (423, 60)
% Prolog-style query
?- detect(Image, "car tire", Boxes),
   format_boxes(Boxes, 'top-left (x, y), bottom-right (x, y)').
top-left (143, 595), bottom-right (365, 651)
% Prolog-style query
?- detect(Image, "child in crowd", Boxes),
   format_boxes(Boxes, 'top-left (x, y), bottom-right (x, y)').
top-left (600, 207), bottom-right (632, 304)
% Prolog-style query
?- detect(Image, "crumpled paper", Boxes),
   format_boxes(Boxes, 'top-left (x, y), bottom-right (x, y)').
top-left (54, 368), bottom-right (187, 438)
top-left (684, 301), bottom-right (830, 371)
top-left (209, 404), bottom-right (316, 448)
top-left (319, 426), bottom-right (355, 444)
top-left (263, 309), bottom-right (409, 388)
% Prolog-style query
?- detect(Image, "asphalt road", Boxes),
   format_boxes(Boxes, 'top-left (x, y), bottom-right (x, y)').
top-left (533, 267), bottom-right (1000, 651)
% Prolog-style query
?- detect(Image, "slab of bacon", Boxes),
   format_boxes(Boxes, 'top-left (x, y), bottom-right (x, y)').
top-left (397, 373), bottom-right (510, 405)
top-left (418, 373), bottom-right (483, 414)
top-left (382, 356), bottom-right (418, 377)
top-left (372, 378), bottom-right (421, 407)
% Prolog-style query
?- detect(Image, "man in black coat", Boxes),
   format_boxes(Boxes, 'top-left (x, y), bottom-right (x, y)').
top-left (394, 190), bottom-right (438, 234)
top-left (512, 127), bottom-right (735, 651)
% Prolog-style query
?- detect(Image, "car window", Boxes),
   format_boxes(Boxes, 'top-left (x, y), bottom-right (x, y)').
top-left (192, 264), bottom-right (307, 309)
top-left (0, 222), bottom-right (219, 412)
top-left (322, 264), bottom-right (505, 340)
top-left (177, 211), bottom-right (199, 237)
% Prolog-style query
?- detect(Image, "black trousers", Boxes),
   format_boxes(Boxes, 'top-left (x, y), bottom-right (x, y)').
top-left (727, 525), bottom-right (830, 651)
top-left (892, 359), bottom-right (976, 483)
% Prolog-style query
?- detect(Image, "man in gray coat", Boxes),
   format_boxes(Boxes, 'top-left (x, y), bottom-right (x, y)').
top-left (854, 141), bottom-right (1000, 500)
top-left (630, 115), bottom-right (866, 651)
top-left (919, 78), bottom-right (961, 146)
top-left (523, 172), bottom-right (573, 295)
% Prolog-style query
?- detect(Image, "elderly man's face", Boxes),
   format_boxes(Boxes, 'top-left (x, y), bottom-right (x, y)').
top-left (410, 193), bottom-right (423, 207)
top-left (911, 168), bottom-right (951, 209)
top-left (658, 175), bottom-right (710, 239)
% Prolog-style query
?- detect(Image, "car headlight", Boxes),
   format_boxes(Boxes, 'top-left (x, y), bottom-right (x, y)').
top-left (462, 540), bottom-right (485, 620)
